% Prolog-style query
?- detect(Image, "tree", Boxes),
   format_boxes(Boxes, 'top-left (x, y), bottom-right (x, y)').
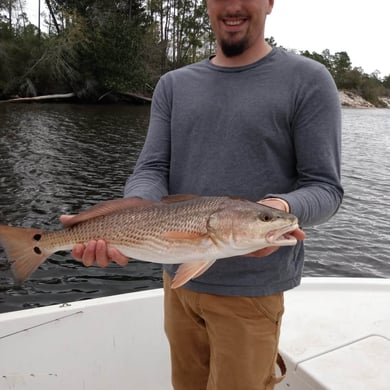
top-left (169, 0), bottom-right (209, 67)
top-left (332, 51), bottom-right (352, 87)
top-left (265, 36), bottom-right (278, 47)
top-left (383, 75), bottom-right (390, 90)
top-left (1, 2), bottom-right (390, 104)
top-left (300, 50), bottom-right (329, 68)
top-left (145, 0), bottom-right (211, 73)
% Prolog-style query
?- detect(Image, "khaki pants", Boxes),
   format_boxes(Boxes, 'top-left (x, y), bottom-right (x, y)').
top-left (163, 273), bottom-right (286, 390)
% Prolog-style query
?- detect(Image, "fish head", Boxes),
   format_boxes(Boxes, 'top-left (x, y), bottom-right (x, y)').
top-left (206, 200), bottom-right (299, 253)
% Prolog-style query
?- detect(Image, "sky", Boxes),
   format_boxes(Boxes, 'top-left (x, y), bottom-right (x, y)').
top-left (266, 0), bottom-right (390, 77)
top-left (24, 0), bottom-right (390, 77)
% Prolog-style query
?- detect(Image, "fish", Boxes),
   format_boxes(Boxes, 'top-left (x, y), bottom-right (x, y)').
top-left (0, 195), bottom-right (302, 288)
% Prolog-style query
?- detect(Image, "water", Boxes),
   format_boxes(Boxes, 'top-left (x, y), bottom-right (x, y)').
top-left (0, 104), bottom-right (162, 313)
top-left (304, 109), bottom-right (390, 277)
top-left (0, 104), bottom-right (389, 313)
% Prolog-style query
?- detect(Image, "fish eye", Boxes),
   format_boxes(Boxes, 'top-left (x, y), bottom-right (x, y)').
top-left (258, 214), bottom-right (272, 222)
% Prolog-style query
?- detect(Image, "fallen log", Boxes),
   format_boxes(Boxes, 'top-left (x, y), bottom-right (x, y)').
top-left (0, 93), bottom-right (76, 104)
top-left (103, 91), bottom-right (152, 104)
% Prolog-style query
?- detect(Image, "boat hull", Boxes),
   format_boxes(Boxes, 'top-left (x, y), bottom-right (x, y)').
top-left (1, 278), bottom-right (389, 389)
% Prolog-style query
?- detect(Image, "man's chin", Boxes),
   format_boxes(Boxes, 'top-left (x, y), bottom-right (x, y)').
top-left (220, 39), bottom-right (248, 58)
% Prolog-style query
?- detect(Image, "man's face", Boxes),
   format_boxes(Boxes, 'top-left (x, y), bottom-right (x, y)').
top-left (207, 0), bottom-right (274, 57)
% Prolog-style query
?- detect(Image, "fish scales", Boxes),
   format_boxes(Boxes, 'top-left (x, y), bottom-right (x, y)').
top-left (0, 196), bottom-right (301, 287)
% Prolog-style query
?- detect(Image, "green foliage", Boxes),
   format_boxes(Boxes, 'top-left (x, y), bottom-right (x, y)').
top-left (383, 75), bottom-right (390, 91)
top-left (92, 18), bottom-right (148, 92)
top-left (0, 21), bottom-right (45, 97)
top-left (300, 49), bottom-right (389, 106)
top-left (1, 1), bottom-right (389, 105)
top-left (1, 0), bottom-right (159, 100)
top-left (265, 36), bottom-right (278, 48)
top-left (300, 49), bottom-right (352, 85)
top-left (169, 0), bottom-right (210, 67)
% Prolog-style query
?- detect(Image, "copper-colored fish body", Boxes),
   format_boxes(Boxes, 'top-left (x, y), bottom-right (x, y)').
top-left (0, 196), bottom-right (300, 287)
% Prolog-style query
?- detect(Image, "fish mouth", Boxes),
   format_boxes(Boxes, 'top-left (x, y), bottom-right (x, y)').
top-left (266, 223), bottom-right (299, 246)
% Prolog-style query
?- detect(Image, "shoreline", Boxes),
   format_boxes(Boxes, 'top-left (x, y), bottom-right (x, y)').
top-left (339, 90), bottom-right (390, 108)
top-left (1, 90), bottom-right (389, 108)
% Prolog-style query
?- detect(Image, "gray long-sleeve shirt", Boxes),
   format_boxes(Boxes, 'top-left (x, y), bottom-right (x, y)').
top-left (124, 48), bottom-right (343, 296)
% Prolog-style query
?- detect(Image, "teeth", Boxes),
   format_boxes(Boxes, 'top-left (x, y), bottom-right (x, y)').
top-left (225, 20), bottom-right (243, 26)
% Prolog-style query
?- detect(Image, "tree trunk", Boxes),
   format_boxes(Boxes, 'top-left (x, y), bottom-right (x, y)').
top-left (45, 0), bottom-right (61, 34)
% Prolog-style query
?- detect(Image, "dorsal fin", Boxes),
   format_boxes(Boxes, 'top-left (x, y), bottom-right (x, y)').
top-left (161, 194), bottom-right (200, 203)
top-left (63, 198), bottom-right (155, 227)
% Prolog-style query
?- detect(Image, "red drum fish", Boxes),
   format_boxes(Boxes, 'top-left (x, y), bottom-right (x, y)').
top-left (0, 195), bottom-right (302, 288)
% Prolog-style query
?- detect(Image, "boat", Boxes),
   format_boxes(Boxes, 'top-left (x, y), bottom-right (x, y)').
top-left (0, 277), bottom-right (389, 389)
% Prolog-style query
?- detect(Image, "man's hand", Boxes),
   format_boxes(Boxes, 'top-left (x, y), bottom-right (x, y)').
top-left (59, 215), bottom-right (129, 268)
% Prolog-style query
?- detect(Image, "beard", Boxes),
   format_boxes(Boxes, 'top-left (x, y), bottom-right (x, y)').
top-left (220, 36), bottom-right (249, 57)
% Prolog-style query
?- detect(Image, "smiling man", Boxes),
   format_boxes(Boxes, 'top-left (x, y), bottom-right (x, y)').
top-left (65, 0), bottom-right (343, 389)
top-left (208, 0), bottom-right (273, 64)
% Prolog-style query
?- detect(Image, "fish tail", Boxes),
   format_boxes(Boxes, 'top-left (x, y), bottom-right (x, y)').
top-left (0, 225), bottom-right (51, 283)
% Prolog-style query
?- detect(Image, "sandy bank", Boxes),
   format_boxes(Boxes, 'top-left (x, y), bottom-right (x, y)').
top-left (339, 90), bottom-right (390, 108)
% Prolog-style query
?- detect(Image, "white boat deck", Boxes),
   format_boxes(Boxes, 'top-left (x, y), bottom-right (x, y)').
top-left (277, 278), bottom-right (390, 389)
top-left (0, 277), bottom-right (389, 389)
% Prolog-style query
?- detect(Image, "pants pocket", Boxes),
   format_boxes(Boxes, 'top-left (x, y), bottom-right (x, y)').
top-left (249, 292), bottom-right (284, 324)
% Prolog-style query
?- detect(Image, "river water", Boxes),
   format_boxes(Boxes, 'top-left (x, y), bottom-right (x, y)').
top-left (0, 104), bottom-right (389, 313)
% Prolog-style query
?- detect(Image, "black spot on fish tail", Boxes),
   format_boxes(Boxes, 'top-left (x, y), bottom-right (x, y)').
top-left (34, 246), bottom-right (42, 255)
top-left (33, 234), bottom-right (42, 241)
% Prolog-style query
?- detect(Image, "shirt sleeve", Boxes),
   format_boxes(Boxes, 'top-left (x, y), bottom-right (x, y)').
top-left (267, 65), bottom-right (343, 226)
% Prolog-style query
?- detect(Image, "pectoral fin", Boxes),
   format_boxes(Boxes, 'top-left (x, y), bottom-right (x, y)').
top-left (171, 260), bottom-right (216, 289)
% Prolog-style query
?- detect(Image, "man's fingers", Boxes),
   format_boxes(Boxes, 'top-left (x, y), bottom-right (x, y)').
top-left (109, 247), bottom-right (129, 267)
top-left (96, 240), bottom-right (111, 268)
top-left (60, 214), bottom-right (74, 225)
top-left (71, 243), bottom-right (86, 261)
top-left (292, 228), bottom-right (306, 240)
top-left (60, 215), bottom-right (130, 267)
top-left (81, 240), bottom-right (98, 267)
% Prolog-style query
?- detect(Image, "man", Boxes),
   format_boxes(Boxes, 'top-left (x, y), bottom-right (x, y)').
top-left (64, 0), bottom-right (343, 388)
